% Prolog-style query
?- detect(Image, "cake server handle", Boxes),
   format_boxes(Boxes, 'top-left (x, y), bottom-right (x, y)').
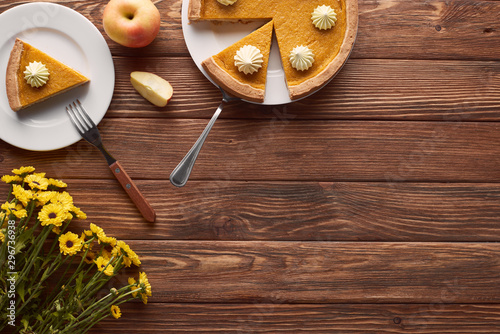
top-left (169, 101), bottom-right (225, 187)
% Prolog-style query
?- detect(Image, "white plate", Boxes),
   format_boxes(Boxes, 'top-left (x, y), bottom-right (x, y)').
top-left (181, 0), bottom-right (290, 105)
top-left (0, 2), bottom-right (114, 151)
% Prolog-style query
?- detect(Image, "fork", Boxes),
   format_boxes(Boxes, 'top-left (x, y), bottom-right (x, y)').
top-left (66, 100), bottom-right (156, 222)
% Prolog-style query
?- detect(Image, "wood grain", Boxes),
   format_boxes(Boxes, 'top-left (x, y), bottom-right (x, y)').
top-left (118, 240), bottom-right (500, 304)
top-left (2, 0), bottom-right (500, 332)
top-left (2, 120), bottom-right (500, 182)
top-left (90, 303), bottom-right (500, 333)
top-left (2, 0), bottom-right (498, 60)
top-left (3, 180), bottom-right (499, 242)
top-left (109, 58), bottom-right (500, 121)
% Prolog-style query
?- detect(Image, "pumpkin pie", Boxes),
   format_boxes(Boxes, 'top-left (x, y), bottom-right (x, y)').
top-left (189, 0), bottom-right (358, 102)
top-left (202, 20), bottom-right (274, 102)
top-left (6, 38), bottom-right (89, 112)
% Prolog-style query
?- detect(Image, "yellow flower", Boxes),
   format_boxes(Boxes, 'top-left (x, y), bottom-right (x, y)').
top-left (138, 272), bottom-right (152, 304)
top-left (94, 256), bottom-right (114, 276)
top-left (50, 192), bottom-right (73, 211)
top-left (24, 174), bottom-right (49, 191)
top-left (1, 202), bottom-right (27, 219)
top-left (12, 166), bottom-right (35, 175)
top-left (82, 250), bottom-right (97, 264)
top-left (38, 203), bottom-right (67, 227)
top-left (47, 178), bottom-right (67, 188)
top-left (34, 191), bottom-right (57, 206)
top-left (128, 277), bottom-right (139, 297)
top-left (113, 240), bottom-right (141, 267)
top-left (0, 230), bottom-right (4, 243)
top-left (1, 175), bottom-right (22, 184)
top-left (89, 223), bottom-right (104, 237)
top-left (101, 244), bottom-right (114, 261)
top-left (12, 185), bottom-right (34, 207)
top-left (52, 225), bottom-right (61, 234)
top-left (70, 205), bottom-right (87, 220)
top-left (98, 232), bottom-right (116, 246)
top-left (110, 305), bottom-right (122, 319)
top-left (59, 232), bottom-right (83, 256)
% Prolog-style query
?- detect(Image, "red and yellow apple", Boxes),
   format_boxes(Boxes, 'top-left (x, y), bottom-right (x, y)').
top-left (103, 0), bottom-right (161, 48)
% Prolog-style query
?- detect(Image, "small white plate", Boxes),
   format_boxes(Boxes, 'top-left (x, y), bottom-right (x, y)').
top-left (0, 2), bottom-right (114, 151)
top-left (181, 0), bottom-right (291, 105)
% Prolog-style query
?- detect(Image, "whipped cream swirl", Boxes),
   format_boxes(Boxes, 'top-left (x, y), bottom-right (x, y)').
top-left (217, 0), bottom-right (238, 5)
top-left (289, 45), bottom-right (315, 71)
top-left (24, 61), bottom-right (50, 88)
top-left (234, 45), bottom-right (263, 75)
top-left (311, 5), bottom-right (337, 30)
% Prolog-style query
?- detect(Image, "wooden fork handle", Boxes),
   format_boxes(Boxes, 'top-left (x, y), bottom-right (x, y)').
top-left (110, 161), bottom-right (156, 222)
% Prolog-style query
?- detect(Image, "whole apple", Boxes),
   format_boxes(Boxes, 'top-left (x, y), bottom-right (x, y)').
top-left (103, 0), bottom-right (161, 48)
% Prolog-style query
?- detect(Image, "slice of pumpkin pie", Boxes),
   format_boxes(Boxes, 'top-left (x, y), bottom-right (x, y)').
top-left (6, 38), bottom-right (89, 112)
top-left (201, 20), bottom-right (274, 102)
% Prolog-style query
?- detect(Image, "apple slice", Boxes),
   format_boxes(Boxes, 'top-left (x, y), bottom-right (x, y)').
top-left (130, 71), bottom-right (173, 107)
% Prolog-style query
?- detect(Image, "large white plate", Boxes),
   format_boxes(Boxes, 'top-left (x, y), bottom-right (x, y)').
top-left (0, 2), bottom-right (114, 151)
top-left (181, 0), bottom-right (290, 105)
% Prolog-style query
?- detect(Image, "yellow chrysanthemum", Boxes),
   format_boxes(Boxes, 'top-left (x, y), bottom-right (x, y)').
top-left (52, 225), bottom-right (61, 234)
top-left (138, 272), bottom-right (152, 304)
top-left (38, 203), bottom-right (67, 227)
top-left (11, 185), bottom-right (34, 207)
top-left (80, 232), bottom-right (94, 249)
top-left (59, 232), bottom-right (83, 256)
top-left (70, 205), bottom-right (87, 220)
top-left (0, 230), bottom-right (5, 243)
top-left (89, 223), bottom-right (104, 236)
top-left (34, 191), bottom-right (57, 206)
top-left (1, 175), bottom-right (22, 184)
top-left (110, 305), bottom-right (122, 319)
top-left (82, 250), bottom-right (97, 264)
top-left (1, 202), bottom-right (27, 219)
top-left (101, 245), bottom-right (114, 261)
top-left (24, 174), bottom-right (49, 191)
top-left (47, 178), bottom-right (67, 188)
top-left (94, 256), bottom-right (114, 276)
top-left (128, 277), bottom-right (139, 297)
top-left (50, 192), bottom-right (73, 211)
top-left (12, 166), bottom-right (35, 175)
top-left (113, 240), bottom-right (141, 267)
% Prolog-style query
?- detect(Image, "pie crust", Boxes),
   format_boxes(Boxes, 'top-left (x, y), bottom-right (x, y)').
top-left (202, 58), bottom-right (264, 102)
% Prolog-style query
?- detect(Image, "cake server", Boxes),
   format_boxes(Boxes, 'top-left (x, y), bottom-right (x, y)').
top-left (169, 86), bottom-right (239, 187)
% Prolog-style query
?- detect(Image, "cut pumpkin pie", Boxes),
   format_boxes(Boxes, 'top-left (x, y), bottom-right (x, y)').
top-left (202, 20), bottom-right (274, 102)
top-left (189, 0), bottom-right (358, 102)
top-left (6, 38), bottom-right (89, 112)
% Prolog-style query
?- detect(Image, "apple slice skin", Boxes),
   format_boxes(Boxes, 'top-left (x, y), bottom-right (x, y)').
top-left (130, 71), bottom-right (173, 107)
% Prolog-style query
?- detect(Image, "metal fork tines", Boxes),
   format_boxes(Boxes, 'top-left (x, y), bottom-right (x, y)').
top-left (66, 100), bottom-right (116, 166)
top-left (65, 99), bottom-right (156, 222)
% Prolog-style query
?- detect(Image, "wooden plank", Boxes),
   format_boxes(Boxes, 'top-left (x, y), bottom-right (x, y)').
top-left (3, 180), bottom-right (499, 242)
top-left (90, 303), bottom-right (500, 333)
top-left (120, 241), bottom-right (500, 303)
top-left (2, 120), bottom-right (500, 182)
top-left (2, 0), bottom-right (498, 60)
top-left (109, 58), bottom-right (500, 121)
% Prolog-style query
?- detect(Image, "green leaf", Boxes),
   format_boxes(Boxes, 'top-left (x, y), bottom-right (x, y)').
top-left (17, 280), bottom-right (25, 302)
top-left (21, 317), bottom-right (29, 330)
top-left (76, 271), bottom-right (84, 295)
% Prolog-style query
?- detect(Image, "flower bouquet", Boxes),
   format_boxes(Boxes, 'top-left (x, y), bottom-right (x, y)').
top-left (0, 166), bottom-right (151, 333)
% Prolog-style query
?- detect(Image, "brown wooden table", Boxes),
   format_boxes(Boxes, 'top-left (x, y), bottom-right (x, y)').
top-left (2, 0), bottom-right (500, 332)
